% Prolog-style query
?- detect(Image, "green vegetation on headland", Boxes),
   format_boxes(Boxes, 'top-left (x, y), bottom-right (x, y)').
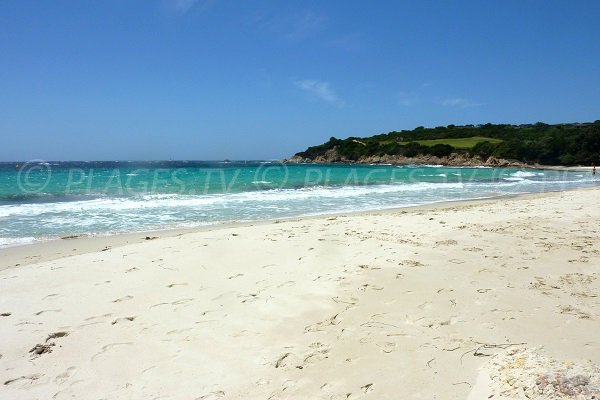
top-left (292, 121), bottom-right (600, 166)
top-left (395, 136), bottom-right (503, 149)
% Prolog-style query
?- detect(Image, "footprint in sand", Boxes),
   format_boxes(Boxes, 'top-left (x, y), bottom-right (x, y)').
top-left (332, 296), bottom-right (357, 305)
top-left (361, 383), bottom-right (374, 393)
top-left (111, 316), bottom-right (136, 325)
top-left (359, 283), bottom-right (384, 292)
top-left (277, 280), bottom-right (296, 288)
top-left (54, 366), bottom-right (76, 384)
top-left (375, 341), bottom-right (397, 354)
top-left (275, 343), bottom-right (331, 370)
top-left (35, 309), bottom-right (61, 316)
top-left (167, 283), bottom-right (188, 288)
top-left (172, 298), bottom-right (194, 305)
top-left (79, 314), bottom-right (113, 328)
top-left (166, 327), bottom-right (193, 335)
top-left (559, 305), bottom-right (591, 319)
top-left (211, 291), bottom-right (235, 301)
top-left (112, 295), bottom-right (134, 303)
top-left (275, 352), bottom-right (294, 368)
top-left (91, 342), bottom-right (133, 361)
top-left (399, 259), bottom-right (425, 268)
top-left (195, 391), bottom-right (225, 400)
top-left (428, 316), bottom-right (460, 329)
top-left (256, 378), bottom-right (270, 386)
top-left (305, 313), bottom-right (341, 332)
top-left (84, 313), bottom-right (112, 322)
top-left (464, 247), bottom-right (483, 252)
top-left (239, 293), bottom-right (260, 303)
top-left (30, 343), bottom-right (55, 357)
top-left (4, 374), bottom-right (43, 387)
top-left (46, 331), bottom-right (69, 341)
top-left (301, 342), bottom-right (330, 367)
top-left (560, 273), bottom-right (595, 285)
top-left (29, 331), bottom-right (70, 358)
top-left (435, 239), bottom-right (458, 246)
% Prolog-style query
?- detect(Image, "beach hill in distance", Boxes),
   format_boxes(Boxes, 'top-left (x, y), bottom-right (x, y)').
top-left (291, 120), bottom-right (600, 166)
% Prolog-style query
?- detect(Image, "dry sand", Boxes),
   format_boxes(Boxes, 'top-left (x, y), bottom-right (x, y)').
top-left (0, 188), bottom-right (599, 399)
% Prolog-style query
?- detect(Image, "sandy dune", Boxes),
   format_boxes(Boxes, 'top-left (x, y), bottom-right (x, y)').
top-left (1, 189), bottom-right (599, 399)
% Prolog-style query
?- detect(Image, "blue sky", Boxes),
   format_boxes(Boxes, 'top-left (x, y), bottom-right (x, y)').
top-left (1, 0), bottom-right (599, 161)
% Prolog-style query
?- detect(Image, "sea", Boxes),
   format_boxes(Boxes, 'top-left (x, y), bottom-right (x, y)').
top-left (0, 161), bottom-right (597, 247)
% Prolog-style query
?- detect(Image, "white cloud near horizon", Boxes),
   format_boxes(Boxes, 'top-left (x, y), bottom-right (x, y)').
top-left (440, 97), bottom-right (481, 108)
top-left (294, 79), bottom-right (343, 106)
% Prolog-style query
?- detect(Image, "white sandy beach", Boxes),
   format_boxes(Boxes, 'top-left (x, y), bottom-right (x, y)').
top-left (1, 188), bottom-right (599, 399)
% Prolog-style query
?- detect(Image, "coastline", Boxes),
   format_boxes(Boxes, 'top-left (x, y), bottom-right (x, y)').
top-left (1, 187), bottom-right (599, 399)
top-left (1, 185), bottom-right (596, 270)
top-left (284, 157), bottom-right (595, 172)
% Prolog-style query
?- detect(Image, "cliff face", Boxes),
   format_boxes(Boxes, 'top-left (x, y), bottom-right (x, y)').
top-left (288, 148), bottom-right (524, 167)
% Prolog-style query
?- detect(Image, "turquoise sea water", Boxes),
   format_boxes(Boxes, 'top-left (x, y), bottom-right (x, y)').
top-left (0, 161), bottom-right (597, 247)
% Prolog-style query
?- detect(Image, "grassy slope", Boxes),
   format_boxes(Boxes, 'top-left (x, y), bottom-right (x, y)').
top-left (395, 136), bottom-right (503, 149)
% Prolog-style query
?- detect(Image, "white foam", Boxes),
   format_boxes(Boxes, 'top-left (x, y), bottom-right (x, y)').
top-left (0, 236), bottom-right (37, 248)
top-left (511, 170), bottom-right (543, 178)
top-left (0, 182), bottom-right (468, 218)
top-left (0, 167), bottom-right (594, 244)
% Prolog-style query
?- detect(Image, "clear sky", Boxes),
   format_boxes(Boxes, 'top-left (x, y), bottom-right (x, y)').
top-left (1, 0), bottom-right (599, 161)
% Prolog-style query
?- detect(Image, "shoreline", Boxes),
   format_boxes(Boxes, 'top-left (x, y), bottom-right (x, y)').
top-left (1, 185), bottom-right (597, 270)
top-left (285, 159), bottom-right (594, 171)
top-left (1, 163), bottom-right (595, 261)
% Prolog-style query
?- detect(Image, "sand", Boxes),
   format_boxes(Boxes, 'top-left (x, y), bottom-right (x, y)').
top-left (0, 188), bottom-right (599, 399)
